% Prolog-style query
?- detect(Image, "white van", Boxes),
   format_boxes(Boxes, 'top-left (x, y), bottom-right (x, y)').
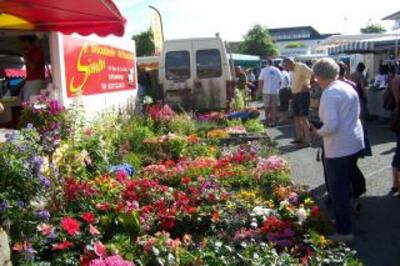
top-left (159, 37), bottom-right (234, 110)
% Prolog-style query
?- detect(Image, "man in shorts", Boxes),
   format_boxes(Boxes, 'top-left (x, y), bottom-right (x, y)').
top-left (282, 58), bottom-right (313, 145)
top-left (259, 59), bottom-right (283, 126)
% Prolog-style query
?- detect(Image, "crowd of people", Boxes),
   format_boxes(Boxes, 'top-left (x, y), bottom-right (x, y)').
top-left (244, 56), bottom-right (400, 243)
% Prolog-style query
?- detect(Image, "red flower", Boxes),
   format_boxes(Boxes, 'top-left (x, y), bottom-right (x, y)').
top-left (311, 205), bottom-right (320, 217)
top-left (52, 241), bottom-right (73, 250)
top-left (94, 241), bottom-right (107, 257)
top-left (181, 176), bottom-right (191, 185)
top-left (208, 192), bottom-right (216, 202)
top-left (82, 212), bottom-right (95, 223)
top-left (161, 216), bottom-right (175, 231)
top-left (261, 216), bottom-right (291, 233)
top-left (96, 203), bottom-right (111, 211)
top-left (115, 170), bottom-right (128, 183)
top-left (61, 217), bottom-right (80, 236)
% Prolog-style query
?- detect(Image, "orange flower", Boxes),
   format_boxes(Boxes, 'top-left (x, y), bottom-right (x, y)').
top-left (212, 210), bottom-right (219, 223)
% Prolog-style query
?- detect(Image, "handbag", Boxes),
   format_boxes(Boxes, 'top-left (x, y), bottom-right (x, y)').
top-left (383, 87), bottom-right (396, 111)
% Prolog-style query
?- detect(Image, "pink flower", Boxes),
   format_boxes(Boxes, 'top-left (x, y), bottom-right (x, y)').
top-left (89, 255), bottom-right (135, 266)
top-left (89, 224), bottom-right (100, 236)
top-left (37, 223), bottom-right (54, 236)
top-left (94, 241), bottom-right (107, 258)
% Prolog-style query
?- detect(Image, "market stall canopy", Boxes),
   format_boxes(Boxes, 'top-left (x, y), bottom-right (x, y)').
top-left (0, 68), bottom-right (25, 78)
top-left (230, 53), bottom-right (261, 68)
top-left (326, 34), bottom-right (400, 55)
top-left (0, 0), bottom-right (126, 36)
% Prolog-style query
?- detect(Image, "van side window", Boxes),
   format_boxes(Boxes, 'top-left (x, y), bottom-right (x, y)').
top-left (196, 49), bottom-right (222, 79)
top-left (165, 51), bottom-right (190, 80)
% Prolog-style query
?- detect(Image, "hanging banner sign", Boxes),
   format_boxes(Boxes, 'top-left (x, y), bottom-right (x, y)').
top-left (63, 35), bottom-right (136, 97)
top-left (150, 7), bottom-right (164, 56)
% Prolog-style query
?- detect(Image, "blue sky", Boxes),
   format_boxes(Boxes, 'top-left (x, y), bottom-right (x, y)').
top-left (116, 0), bottom-right (399, 41)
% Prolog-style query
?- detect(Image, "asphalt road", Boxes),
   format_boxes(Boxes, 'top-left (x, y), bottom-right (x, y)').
top-left (267, 121), bottom-right (400, 266)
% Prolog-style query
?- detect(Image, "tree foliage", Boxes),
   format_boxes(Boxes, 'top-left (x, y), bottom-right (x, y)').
top-left (239, 24), bottom-right (279, 57)
top-left (132, 29), bottom-right (155, 57)
top-left (360, 23), bottom-right (387, 34)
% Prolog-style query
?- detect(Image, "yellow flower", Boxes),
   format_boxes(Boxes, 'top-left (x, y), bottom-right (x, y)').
top-left (304, 197), bottom-right (314, 206)
top-left (319, 235), bottom-right (328, 247)
top-left (207, 129), bottom-right (228, 139)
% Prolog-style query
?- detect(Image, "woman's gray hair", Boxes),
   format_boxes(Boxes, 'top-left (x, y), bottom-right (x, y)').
top-left (312, 58), bottom-right (339, 80)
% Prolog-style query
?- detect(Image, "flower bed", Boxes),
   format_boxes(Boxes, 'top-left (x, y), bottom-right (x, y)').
top-left (0, 100), bottom-right (361, 265)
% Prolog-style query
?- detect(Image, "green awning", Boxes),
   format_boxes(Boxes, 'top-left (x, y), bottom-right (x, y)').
top-left (230, 53), bottom-right (261, 68)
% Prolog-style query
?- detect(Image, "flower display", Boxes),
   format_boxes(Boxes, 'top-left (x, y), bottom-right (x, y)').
top-left (2, 101), bottom-right (361, 265)
top-left (146, 104), bottom-right (175, 121)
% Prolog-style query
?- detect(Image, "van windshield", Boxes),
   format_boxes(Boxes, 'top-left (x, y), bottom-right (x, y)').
top-left (165, 51), bottom-right (190, 80)
top-left (196, 49), bottom-right (222, 78)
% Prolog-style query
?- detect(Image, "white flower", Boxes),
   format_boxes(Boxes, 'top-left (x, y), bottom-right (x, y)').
top-left (250, 222), bottom-right (258, 228)
top-left (296, 207), bottom-right (307, 224)
top-left (252, 206), bottom-right (274, 217)
top-left (279, 200), bottom-right (290, 209)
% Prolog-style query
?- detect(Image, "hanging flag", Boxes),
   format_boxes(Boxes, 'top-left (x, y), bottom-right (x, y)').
top-left (149, 6), bottom-right (164, 56)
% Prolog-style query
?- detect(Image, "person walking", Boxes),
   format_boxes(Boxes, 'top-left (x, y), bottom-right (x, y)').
top-left (278, 66), bottom-right (291, 124)
top-left (258, 59), bottom-right (283, 126)
top-left (282, 58), bottom-right (313, 146)
top-left (350, 62), bottom-right (368, 121)
top-left (389, 64), bottom-right (400, 195)
top-left (310, 58), bottom-right (364, 243)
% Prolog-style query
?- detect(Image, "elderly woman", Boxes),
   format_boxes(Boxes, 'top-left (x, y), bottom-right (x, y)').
top-left (310, 58), bottom-right (365, 243)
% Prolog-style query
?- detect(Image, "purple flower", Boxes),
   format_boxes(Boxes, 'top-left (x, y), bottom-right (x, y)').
top-left (5, 131), bottom-right (17, 143)
top-left (0, 200), bottom-right (9, 212)
top-left (24, 246), bottom-right (36, 261)
top-left (48, 99), bottom-right (64, 115)
top-left (26, 123), bottom-right (34, 130)
top-left (17, 200), bottom-right (25, 209)
top-left (37, 210), bottom-right (50, 221)
top-left (38, 175), bottom-right (51, 189)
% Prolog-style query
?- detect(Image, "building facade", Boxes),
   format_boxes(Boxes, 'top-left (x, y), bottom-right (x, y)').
top-left (268, 26), bottom-right (339, 57)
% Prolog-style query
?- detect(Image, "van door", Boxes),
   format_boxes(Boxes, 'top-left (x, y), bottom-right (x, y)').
top-left (192, 39), bottom-right (230, 110)
top-left (160, 41), bottom-right (194, 110)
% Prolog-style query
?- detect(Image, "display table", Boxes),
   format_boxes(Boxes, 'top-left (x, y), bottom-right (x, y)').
top-left (0, 97), bottom-right (21, 127)
top-left (367, 88), bottom-right (391, 119)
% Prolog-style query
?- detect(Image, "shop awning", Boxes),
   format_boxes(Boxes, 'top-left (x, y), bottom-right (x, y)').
top-left (327, 34), bottom-right (400, 55)
top-left (0, 68), bottom-right (26, 78)
top-left (0, 67), bottom-right (51, 78)
top-left (0, 0), bottom-right (126, 37)
top-left (230, 53), bottom-right (261, 68)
